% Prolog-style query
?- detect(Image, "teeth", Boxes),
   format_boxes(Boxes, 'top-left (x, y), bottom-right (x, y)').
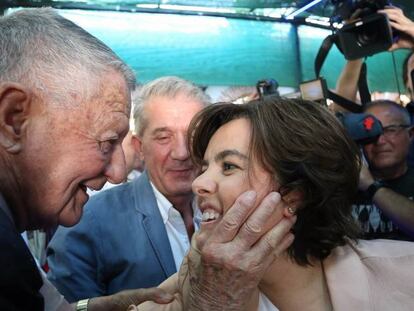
top-left (202, 210), bottom-right (220, 222)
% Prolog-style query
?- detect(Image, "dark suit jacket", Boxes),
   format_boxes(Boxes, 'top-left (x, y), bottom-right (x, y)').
top-left (0, 206), bottom-right (44, 310)
top-left (47, 172), bottom-right (176, 302)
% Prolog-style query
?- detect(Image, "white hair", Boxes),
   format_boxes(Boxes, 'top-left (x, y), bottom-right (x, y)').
top-left (0, 8), bottom-right (136, 105)
top-left (133, 76), bottom-right (210, 136)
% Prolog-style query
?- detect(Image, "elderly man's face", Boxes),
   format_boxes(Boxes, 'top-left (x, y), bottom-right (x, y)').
top-left (363, 105), bottom-right (411, 173)
top-left (138, 93), bottom-right (203, 202)
top-left (23, 71), bottom-right (130, 228)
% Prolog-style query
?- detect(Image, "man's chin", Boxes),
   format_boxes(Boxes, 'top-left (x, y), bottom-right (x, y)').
top-left (58, 204), bottom-right (85, 227)
top-left (58, 214), bottom-right (82, 227)
top-left (166, 185), bottom-right (193, 197)
top-left (371, 159), bottom-right (398, 171)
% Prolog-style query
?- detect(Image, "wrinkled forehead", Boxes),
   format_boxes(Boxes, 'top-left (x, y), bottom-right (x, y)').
top-left (366, 106), bottom-right (406, 125)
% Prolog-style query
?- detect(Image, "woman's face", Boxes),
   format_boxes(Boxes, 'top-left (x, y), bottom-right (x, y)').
top-left (192, 118), bottom-right (276, 228)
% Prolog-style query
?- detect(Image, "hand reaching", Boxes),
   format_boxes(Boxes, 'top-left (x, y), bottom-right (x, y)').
top-left (379, 6), bottom-right (414, 50)
top-left (185, 191), bottom-right (296, 311)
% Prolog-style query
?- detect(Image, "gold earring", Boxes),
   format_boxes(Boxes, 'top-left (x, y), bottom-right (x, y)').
top-left (287, 206), bottom-right (296, 215)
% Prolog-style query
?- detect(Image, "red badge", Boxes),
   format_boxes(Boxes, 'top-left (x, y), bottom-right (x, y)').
top-left (363, 116), bottom-right (375, 131)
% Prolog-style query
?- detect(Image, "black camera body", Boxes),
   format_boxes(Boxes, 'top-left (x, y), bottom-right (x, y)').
top-left (256, 79), bottom-right (279, 98)
top-left (336, 112), bottom-right (383, 145)
top-left (332, 0), bottom-right (391, 21)
top-left (332, 0), bottom-right (395, 60)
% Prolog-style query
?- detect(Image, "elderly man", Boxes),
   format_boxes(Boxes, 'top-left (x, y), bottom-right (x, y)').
top-left (47, 76), bottom-right (210, 302)
top-left (353, 100), bottom-right (414, 240)
top-left (0, 7), bottom-right (295, 311)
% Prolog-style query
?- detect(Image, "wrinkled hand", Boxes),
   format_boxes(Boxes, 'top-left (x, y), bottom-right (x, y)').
top-left (88, 287), bottom-right (174, 311)
top-left (379, 6), bottom-right (414, 50)
top-left (185, 191), bottom-right (296, 311)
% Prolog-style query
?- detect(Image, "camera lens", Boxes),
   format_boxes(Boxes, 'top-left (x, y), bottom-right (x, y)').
top-left (356, 24), bottom-right (378, 46)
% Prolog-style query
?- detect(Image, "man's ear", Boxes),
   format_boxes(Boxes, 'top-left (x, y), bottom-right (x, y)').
top-left (131, 134), bottom-right (144, 162)
top-left (281, 189), bottom-right (304, 217)
top-left (0, 82), bottom-right (32, 154)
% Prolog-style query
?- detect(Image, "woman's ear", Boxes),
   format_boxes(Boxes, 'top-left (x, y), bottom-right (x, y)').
top-left (0, 82), bottom-right (32, 154)
top-left (281, 189), bottom-right (303, 217)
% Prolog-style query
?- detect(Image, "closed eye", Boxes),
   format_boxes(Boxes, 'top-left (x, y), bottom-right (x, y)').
top-left (99, 140), bottom-right (117, 154)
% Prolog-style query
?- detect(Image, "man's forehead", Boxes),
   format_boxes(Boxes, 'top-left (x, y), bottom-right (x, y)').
top-left (367, 106), bottom-right (404, 122)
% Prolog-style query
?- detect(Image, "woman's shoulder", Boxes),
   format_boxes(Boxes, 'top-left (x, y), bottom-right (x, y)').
top-left (341, 239), bottom-right (414, 259)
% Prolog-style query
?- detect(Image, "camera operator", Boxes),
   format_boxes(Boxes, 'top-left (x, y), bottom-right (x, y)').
top-left (332, 7), bottom-right (414, 241)
top-left (332, 6), bottom-right (414, 113)
top-left (354, 100), bottom-right (414, 241)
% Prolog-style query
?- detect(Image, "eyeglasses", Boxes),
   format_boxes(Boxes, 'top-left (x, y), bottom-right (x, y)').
top-left (382, 124), bottom-right (411, 138)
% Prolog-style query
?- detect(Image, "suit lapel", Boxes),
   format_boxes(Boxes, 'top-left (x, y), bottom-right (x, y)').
top-left (133, 172), bottom-right (177, 277)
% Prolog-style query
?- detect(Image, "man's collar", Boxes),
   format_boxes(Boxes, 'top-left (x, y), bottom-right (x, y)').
top-left (149, 182), bottom-right (200, 225)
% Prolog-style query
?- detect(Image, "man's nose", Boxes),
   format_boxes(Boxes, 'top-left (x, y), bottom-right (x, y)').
top-left (105, 144), bottom-right (127, 184)
top-left (375, 133), bottom-right (387, 144)
top-left (171, 133), bottom-right (189, 161)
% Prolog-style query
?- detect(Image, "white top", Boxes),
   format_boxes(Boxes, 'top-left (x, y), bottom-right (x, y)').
top-left (39, 267), bottom-right (72, 311)
top-left (258, 292), bottom-right (278, 311)
top-left (151, 182), bottom-right (202, 271)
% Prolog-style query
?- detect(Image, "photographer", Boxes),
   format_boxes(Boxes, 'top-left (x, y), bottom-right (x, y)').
top-left (354, 100), bottom-right (414, 241)
top-left (333, 7), bottom-right (414, 241)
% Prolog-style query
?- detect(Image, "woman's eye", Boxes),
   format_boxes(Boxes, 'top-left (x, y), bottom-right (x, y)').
top-left (223, 162), bottom-right (237, 172)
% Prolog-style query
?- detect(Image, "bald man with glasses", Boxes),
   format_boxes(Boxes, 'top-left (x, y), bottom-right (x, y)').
top-left (352, 100), bottom-right (414, 241)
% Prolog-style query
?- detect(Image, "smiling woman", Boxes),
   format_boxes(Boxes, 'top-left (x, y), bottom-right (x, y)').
top-left (137, 96), bottom-right (414, 311)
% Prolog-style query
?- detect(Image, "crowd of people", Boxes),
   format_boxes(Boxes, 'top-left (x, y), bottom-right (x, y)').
top-left (1, 4), bottom-right (414, 311)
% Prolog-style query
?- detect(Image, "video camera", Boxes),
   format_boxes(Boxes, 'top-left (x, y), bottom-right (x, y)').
top-left (331, 0), bottom-right (396, 60)
top-left (299, 78), bottom-right (383, 145)
top-left (256, 78), bottom-right (279, 99)
top-left (336, 112), bottom-right (383, 145)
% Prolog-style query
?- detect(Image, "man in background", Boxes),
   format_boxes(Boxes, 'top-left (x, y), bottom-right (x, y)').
top-left (353, 100), bottom-right (414, 240)
top-left (334, 7), bottom-right (414, 240)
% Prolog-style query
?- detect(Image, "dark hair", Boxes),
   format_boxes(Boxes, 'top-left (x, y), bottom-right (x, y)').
top-left (189, 96), bottom-right (361, 265)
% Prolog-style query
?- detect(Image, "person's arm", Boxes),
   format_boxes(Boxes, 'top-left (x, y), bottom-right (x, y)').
top-left (332, 59), bottom-right (363, 113)
top-left (379, 6), bottom-right (414, 51)
top-left (359, 163), bottom-right (414, 238)
top-left (185, 191), bottom-right (295, 311)
top-left (68, 288), bottom-right (173, 311)
top-left (371, 187), bottom-right (414, 237)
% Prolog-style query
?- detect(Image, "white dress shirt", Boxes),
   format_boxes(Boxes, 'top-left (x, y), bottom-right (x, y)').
top-left (150, 183), bottom-right (201, 271)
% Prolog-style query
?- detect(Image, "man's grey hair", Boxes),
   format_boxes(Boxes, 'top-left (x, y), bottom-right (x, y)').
top-left (0, 8), bottom-right (136, 105)
top-left (364, 100), bottom-right (411, 125)
top-left (133, 76), bottom-right (210, 136)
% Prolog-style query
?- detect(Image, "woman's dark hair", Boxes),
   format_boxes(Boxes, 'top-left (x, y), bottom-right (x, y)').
top-left (188, 96), bottom-right (361, 265)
